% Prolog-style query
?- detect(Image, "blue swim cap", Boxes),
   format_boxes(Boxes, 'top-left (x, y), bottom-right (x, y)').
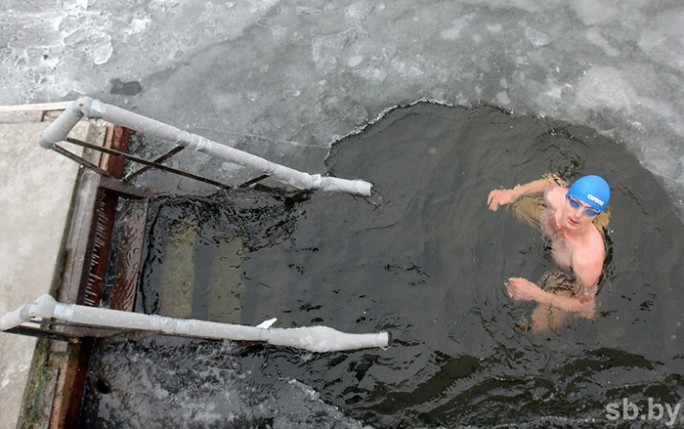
top-left (567, 175), bottom-right (610, 212)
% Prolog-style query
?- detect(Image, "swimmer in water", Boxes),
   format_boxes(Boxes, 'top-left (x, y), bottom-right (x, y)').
top-left (487, 174), bottom-right (610, 331)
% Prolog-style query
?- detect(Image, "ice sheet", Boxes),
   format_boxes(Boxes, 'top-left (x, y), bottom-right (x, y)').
top-left (1, 0), bottom-right (682, 214)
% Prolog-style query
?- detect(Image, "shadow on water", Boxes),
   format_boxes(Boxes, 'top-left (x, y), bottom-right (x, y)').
top-left (81, 103), bottom-right (684, 428)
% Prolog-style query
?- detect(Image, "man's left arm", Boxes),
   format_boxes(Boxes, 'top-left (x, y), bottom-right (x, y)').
top-left (571, 250), bottom-right (603, 302)
top-left (506, 277), bottom-right (596, 318)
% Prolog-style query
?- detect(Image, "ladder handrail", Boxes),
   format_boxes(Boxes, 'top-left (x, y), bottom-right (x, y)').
top-left (0, 295), bottom-right (389, 353)
top-left (39, 97), bottom-right (373, 196)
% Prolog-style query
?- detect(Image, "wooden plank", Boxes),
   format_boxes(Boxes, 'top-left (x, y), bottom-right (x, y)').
top-left (0, 110), bottom-right (43, 124)
top-left (110, 200), bottom-right (148, 312)
top-left (0, 101), bottom-right (72, 113)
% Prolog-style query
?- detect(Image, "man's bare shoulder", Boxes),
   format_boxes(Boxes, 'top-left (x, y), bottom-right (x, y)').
top-left (544, 185), bottom-right (568, 209)
top-left (588, 224), bottom-right (606, 257)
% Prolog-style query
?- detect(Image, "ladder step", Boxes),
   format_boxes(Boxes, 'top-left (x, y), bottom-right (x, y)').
top-left (207, 234), bottom-right (245, 324)
top-left (157, 216), bottom-right (198, 318)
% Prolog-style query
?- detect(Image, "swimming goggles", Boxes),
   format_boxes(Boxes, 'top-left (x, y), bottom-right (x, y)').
top-left (566, 195), bottom-right (600, 217)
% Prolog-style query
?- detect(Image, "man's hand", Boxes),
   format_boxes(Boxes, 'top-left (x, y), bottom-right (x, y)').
top-left (505, 277), bottom-right (543, 301)
top-left (487, 188), bottom-right (516, 211)
top-left (575, 299), bottom-right (596, 319)
top-left (506, 277), bottom-right (597, 319)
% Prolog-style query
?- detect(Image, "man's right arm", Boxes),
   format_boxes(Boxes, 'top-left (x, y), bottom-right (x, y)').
top-left (487, 174), bottom-right (560, 211)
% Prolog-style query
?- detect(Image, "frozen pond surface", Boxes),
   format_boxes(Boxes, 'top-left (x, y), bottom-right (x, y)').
top-left (2, 0), bottom-right (684, 215)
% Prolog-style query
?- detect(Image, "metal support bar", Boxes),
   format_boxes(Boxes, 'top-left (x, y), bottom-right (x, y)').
top-left (64, 137), bottom-right (234, 190)
top-left (239, 174), bottom-right (270, 188)
top-left (51, 144), bottom-right (113, 178)
top-left (4, 322), bottom-right (133, 341)
top-left (125, 146), bottom-right (185, 180)
top-left (5, 325), bottom-right (75, 342)
top-left (98, 176), bottom-right (154, 199)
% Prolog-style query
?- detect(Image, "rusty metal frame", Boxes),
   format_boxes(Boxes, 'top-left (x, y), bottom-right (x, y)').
top-left (47, 124), bottom-right (152, 428)
top-left (54, 136), bottom-right (271, 190)
top-left (61, 137), bottom-right (253, 190)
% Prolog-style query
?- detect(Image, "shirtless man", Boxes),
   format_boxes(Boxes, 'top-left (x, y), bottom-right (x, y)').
top-left (487, 174), bottom-right (610, 328)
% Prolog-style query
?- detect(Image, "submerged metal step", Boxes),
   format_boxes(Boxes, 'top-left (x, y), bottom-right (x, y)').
top-left (157, 216), bottom-right (198, 319)
top-left (207, 233), bottom-right (245, 324)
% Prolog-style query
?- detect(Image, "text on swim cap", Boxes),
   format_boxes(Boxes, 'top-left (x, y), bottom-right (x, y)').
top-left (586, 194), bottom-right (604, 207)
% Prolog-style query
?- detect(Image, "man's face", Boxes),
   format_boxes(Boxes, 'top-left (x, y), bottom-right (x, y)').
top-left (561, 196), bottom-right (596, 231)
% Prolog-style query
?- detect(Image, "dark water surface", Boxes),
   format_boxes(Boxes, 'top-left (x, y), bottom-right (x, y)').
top-left (82, 103), bottom-right (684, 428)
